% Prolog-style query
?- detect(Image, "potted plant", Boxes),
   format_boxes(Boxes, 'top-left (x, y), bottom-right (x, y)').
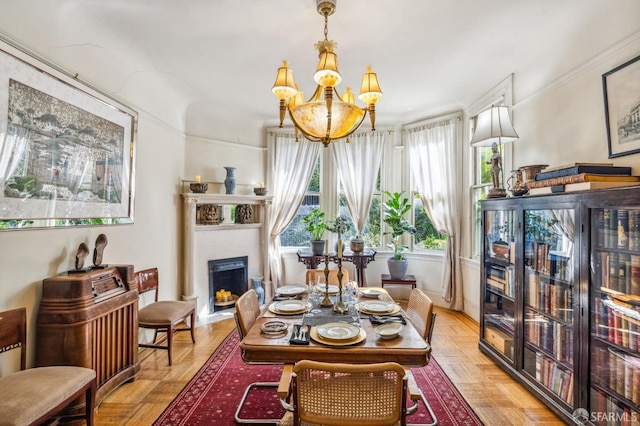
top-left (383, 191), bottom-right (417, 279)
top-left (327, 215), bottom-right (352, 251)
top-left (302, 208), bottom-right (328, 255)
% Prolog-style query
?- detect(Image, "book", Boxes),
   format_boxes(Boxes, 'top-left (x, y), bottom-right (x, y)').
top-left (619, 210), bottom-right (630, 250)
top-left (528, 173), bottom-right (640, 189)
top-left (528, 181), bottom-right (640, 195)
top-left (535, 164), bottom-right (631, 181)
top-left (540, 162), bottom-right (614, 172)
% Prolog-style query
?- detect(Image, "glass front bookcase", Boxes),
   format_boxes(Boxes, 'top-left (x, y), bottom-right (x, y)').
top-left (590, 208), bottom-right (640, 423)
top-left (522, 208), bottom-right (576, 406)
top-left (482, 208), bottom-right (516, 363)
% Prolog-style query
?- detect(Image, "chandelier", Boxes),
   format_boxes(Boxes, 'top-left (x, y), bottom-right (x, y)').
top-left (271, 0), bottom-right (382, 147)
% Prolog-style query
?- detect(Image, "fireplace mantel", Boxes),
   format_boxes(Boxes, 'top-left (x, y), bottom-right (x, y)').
top-left (181, 193), bottom-right (272, 317)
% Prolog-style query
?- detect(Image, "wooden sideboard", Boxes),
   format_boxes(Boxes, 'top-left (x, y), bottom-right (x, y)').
top-left (36, 264), bottom-right (140, 414)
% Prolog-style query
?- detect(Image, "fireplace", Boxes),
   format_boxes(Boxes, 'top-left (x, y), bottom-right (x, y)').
top-left (208, 256), bottom-right (248, 313)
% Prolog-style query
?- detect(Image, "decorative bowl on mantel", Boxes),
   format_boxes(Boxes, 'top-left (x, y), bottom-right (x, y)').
top-left (254, 187), bottom-right (268, 196)
top-left (190, 183), bottom-right (208, 193)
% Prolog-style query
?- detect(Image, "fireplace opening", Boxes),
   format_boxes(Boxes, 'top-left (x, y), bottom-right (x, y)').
top-left (208, 256), bottom-right (248, 313)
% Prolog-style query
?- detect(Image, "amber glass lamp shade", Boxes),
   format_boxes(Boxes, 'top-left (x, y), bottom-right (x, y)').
top-left (272, 61), bottom-right (297, 100)
top-left (314, 51), bottom-right (342, 87)
top-left (342, 87), bottom-right (355, 104)
top-left (289, 101), bottom-right (366, 144)
top-left (358, 66), bottom-right (383, 105)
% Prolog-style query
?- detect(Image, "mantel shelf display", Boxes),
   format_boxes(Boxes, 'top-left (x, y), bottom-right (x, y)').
top-left (480, 185), bottom-right (640, 425)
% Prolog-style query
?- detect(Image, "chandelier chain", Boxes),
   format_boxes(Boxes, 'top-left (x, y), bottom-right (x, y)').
top-left (323, 14), bottom-right (329, 40)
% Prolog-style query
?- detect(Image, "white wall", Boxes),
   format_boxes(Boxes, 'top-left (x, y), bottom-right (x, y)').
top-left (184, 136), bottom-right (266, 196)
top-left (513, 41), bottom-right (640, 171)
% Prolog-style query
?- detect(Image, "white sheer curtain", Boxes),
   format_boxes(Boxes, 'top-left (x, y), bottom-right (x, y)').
top-left (331, 131), bottom-right (385, 235)
top-left (267, 132), bottom-right (322, 288)
top-left (406, 115), bottom-right (464, 310)
top-left (0, 125), bottom-right (30, 188)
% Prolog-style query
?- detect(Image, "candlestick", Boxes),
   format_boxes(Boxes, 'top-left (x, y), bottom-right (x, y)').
top-left (333, 255), bottom-right (348, 314)
top-left (337, 239), bottom-right (342, 259)
top-left (195, 175), bottom-right (201, 183)
top-left (321, 252), bottom-right (333, 307)
top-left (324, 239), bottom-right (329, 256)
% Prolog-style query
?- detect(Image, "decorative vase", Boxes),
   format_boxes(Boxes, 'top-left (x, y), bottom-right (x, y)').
top-left (251, 275), bottom-right (265, 305)
top-left (350, 236), bottom-right (364, 254)
top-left (224, 167), bottom-right (236, 194)
top-left (310, 240), bottom-right (326, 256)
top-left (519, 164), bottom-right (548, 185)
top-left (387, 258), bottom-right (408, 279)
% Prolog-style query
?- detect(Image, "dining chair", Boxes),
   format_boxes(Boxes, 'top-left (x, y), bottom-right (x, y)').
top-left (137, 267), bottom-right (196, 366)
top-left (404, 288), bottom-right (438, 425)
top-left (406, 288), bottom-right (436, 344)
top-left (234, 289), bottom-right (281, 424)
top-left (0, 307), bottom-right (97, 425)
top-left (278, 360), bottom-right (419, 426)
top-left (305, 268), bottom-right (349, 286)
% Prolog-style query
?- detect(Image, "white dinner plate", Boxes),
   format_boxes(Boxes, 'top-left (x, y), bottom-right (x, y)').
top-left (277, 284), bottom-right (308, 296)
top-left (274, 300), bottom-right (308, 312)
top-left (360, 288), bottom-right (383, 298)
top-left (310, 327), bottom-right (367, 346)
top-left (316, 284), bottom-right (339, 294)
top-left (375, 322), bottom-right (404, 339)
top-left (359, 301), bottom-right (395, 313)
top-left (316, 322), bottom-right (360, 341)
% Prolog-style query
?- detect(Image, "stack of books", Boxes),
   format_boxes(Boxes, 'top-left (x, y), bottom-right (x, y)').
top-left (527, 163), bottom-right (639, 195)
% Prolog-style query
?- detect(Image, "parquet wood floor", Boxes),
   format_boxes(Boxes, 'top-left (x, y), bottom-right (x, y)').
top-left (94, 307), bottom-right (564, 425)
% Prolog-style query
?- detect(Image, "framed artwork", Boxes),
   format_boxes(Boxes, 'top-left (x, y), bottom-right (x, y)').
top-left (603, 54), bottom-right (640, 158)
top-left (0, 46), bottom-right (137, 230)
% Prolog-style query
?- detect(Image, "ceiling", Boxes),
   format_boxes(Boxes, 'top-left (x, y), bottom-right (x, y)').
top-left (0, 0), bottom-right (639, 146)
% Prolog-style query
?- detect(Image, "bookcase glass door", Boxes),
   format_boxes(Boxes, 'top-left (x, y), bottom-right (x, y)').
top-left (522, 208), bottom-right (576, 406)
top-left (591, 208), bottom-right (640, 423)
top-left (482, 209), bottom-right (516, 363)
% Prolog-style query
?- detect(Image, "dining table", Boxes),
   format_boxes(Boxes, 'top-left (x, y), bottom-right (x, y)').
top-left (238, 284), bottom-right (431, 368)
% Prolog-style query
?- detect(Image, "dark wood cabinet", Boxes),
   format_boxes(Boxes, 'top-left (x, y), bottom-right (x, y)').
top-left (36, 265), bottom-right (140, 414)
top-left (480, 187), bottom-right (640, 425)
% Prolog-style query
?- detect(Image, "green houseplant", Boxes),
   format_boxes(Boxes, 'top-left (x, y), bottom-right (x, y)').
top-left (327, 215), bottom-right (353, 254)
top-left (383, 191), bottom-right (417, 278)
top-left (302, 208), bottom-right (328, 255)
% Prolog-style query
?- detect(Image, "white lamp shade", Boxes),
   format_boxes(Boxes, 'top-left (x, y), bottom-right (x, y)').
top-left (470, 106), bottom-right (519, 147)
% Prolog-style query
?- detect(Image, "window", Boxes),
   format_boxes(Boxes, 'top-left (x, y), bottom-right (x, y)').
top-left (338, 167), bottom-right (382, 248)
top-left (278, 136), bottom-right (387, 250)
top-left (412, 193), bottom-right (446, 250)
top-left (467, 75), bottom-right (514, 258)
top-left (470, 121), bottom-right (493, 256)
top-left (278, 158), bottom-right (320, 247)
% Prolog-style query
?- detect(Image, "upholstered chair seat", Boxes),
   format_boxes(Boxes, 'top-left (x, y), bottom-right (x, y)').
top-left (0, 307), bottom-right (96, 425)
top-left (136, 267), bottom-right (196, 366)
top-left (139, 301), bottom-right (195, 325)
top-left (0, 366), bottom-right (96, 425)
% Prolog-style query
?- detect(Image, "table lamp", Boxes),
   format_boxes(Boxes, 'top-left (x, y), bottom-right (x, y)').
top-left (470, 105), bottom-right (519, 198)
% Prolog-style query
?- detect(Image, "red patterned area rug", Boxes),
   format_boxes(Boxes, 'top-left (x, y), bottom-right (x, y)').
top-left (154, 331), bottom-right (484, 425)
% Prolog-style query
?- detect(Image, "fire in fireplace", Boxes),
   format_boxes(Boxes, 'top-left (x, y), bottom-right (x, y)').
top-left (208, 256), bottom-right (248, 313)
